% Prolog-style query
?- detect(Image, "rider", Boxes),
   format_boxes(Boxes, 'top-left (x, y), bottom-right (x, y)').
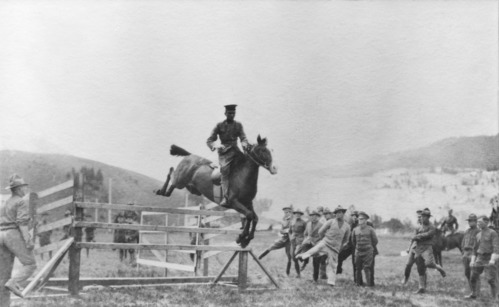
top-left (440, 209), bottom-right (459, 236)
top-left (207, 104), bottom-right (251, 207)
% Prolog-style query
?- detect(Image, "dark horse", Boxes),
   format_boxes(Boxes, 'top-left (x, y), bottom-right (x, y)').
top-left (155, 135), bottom-right (277, 247)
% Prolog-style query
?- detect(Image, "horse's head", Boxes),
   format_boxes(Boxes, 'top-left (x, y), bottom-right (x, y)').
top-left (247, 135), bottom-right (278, 175)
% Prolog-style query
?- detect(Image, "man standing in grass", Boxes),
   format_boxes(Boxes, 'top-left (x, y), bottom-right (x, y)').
top-left (352, 211), bottom-right (378, 287)
top-left (461, 213), bottom-right (480, 294)
top-left (258, 206), bottom-right (293, 275)
top-left (289, 209), bottom-right (306, 278)
top-left (413, 209), bottom-right (446, 294)
top-left (402, 209), bottom-right (423, 285)
top-left (296, 205), bottom-right (351, 287)
top-left (0, 174), bottom-right (37, 303)
top-left (466, 215), bottom-right (499, 300)
top-left (296, 210), bottom-right (322, 274)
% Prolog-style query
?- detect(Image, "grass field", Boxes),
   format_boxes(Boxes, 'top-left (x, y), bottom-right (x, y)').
top-left (11, 231), bottom-right (499, 307)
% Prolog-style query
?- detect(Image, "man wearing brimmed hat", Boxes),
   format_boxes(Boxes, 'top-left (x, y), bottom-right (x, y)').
top-left (351, 211), bottom-right (378, 287)
top-left (466, 215), bottom-right (499, 300)
top-left (412, 208), bottom-right (446, 294)
top-left (461, 213), bottom-right (480, 294)
top-left (288, 209), bottom-right (306, 278)
top-left (402, 209), bottom-right (424, 286)
top-left (207, 104), bottom-right (251, 208)
top-left (258, 206), bottom-right (294, 274)
top-left (0, 174), bottom-right (37, 303)
top-left (296, 205), bottom-right (351, 286)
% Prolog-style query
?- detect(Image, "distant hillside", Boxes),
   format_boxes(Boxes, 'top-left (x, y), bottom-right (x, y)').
top-left (315, 134), bottom-right (499, 177)
top-left (0, 150), bottom-right (186, 208)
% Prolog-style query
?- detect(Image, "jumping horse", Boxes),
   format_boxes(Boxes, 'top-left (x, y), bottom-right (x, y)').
top-left (155, 135), bottom-right (277, 247)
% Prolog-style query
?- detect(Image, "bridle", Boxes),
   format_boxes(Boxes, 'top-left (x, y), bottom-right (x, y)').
top-left (246, 145), bottom-right (270, 170)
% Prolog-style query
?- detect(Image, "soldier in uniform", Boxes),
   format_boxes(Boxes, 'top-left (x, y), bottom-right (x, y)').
top-left (0, 175), bottom-right (37, 303)
top-left (258, 206), bottom-right (293, 275)
top-left (337, 211), bottom-right (359, 277)
top-left (113, 213), bottom-right (127, 262)
top-left (413, 209), bottom-right (446, 294)
top-left (296, 210), bottom-right (322, 273)
top-left (352, 211), bottom-right (378, 287)
top-left (206, 104), bottom-right (251, 208)
top-left (466, 215), bottom-right (499, 300)
top-left (289, 209), bottom-right (306, 278)
top-left (296, 206), bottom-right (351, 287)
top-left (440, 209), bottom-right (459, 236)
top-left (461, 213), bottom-right (480, 294)
top-left (402, 209), bottom-right (423, 285)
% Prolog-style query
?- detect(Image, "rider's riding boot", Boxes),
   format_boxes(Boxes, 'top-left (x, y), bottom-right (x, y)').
top-left (414, 275), bottom-right (426, 294)
top-left (258, 249), bottom-right (270, 260)
top-left (286, 261), bottom-right (292, 276)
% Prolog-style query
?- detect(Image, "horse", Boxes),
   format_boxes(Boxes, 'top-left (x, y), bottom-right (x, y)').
top-left (443, 232), bottom-right (463, 253)
top-left (432, 228), bottom-right (445, 267)
top-left (155, 135), bottom-right (277, 247)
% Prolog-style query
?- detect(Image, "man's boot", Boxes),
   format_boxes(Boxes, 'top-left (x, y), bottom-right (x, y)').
top-left (286, 261), bottom-right (292, 276)
top-left (402, 265), bottom-right (411, 285)
top-left (294, 261), bottom-right (301, 278)
top-left (365, 269), bottom-right (374, 287)
top-left (258, 249), bottom-right (270, 260)
top-left (4, 280), bottom-right (24, 298)
top-left (414, 275), bottom-right (426, 294)
top-left (465, 276), bottom-right (478, 299)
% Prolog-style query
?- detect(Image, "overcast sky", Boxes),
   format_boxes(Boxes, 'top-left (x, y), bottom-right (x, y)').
top-left (0, 1), bottom-right (497, 206)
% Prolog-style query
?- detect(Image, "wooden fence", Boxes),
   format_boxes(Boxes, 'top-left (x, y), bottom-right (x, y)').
top-left (23, 173), bottom-right (278, 298)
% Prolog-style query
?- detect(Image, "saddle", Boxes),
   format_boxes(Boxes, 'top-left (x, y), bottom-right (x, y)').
top-left (210, 163), bottom-right (221, 186)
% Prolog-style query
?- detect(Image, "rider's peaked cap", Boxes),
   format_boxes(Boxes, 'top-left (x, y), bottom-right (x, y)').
top-left (224, 104), bottom-right (237, 111)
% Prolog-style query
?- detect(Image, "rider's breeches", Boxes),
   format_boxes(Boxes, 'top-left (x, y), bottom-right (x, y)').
top-left (218, 150), bottom-right (238, 199)
top-left (0, 229), bottom-right (37, 306)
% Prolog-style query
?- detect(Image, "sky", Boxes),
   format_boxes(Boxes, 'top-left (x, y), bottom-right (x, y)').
top-left (0, 0), bottom-right (497, 210)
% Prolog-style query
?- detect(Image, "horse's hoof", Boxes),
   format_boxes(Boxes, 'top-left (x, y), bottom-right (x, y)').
top-left (236, 236), bottom-right (242, 244)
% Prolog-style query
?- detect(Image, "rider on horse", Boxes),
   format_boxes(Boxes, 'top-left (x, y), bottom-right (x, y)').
top-left (440, 209), bottom-right (459, 236)
top-left (207, 104), bottom-right (251, 207)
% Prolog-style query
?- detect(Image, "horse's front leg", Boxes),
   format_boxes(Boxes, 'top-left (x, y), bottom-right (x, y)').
top-left (229, 199), bottom-right (254, 247)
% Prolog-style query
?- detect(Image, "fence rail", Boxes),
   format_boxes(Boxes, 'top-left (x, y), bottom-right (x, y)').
top-left (77, 242), bottom-right (251, 251)
top-left (75, 202), bottom-right (242, 217)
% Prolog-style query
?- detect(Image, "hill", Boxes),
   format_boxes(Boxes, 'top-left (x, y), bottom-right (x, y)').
top-left (0, 150), bottom-right (187, 208)
top-left (315, 134), bottom-right (499, 178)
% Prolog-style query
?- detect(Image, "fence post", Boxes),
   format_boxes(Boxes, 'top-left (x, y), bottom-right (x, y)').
top-left (238, 251), bottom-right (248, 290)
top-left (203, 239), bottom-right (209, 276)
top-left (68, 173), bottom-right (84, 296)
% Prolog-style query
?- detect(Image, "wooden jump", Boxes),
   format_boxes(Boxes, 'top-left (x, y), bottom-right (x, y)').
top-left (77, 242), bottom-right (251, 251)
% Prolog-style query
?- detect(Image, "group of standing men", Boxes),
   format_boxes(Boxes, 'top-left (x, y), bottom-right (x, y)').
top-left (113, 204), bottom-right (140, 266)
top-left (258, 205), bottom-right (378, 288)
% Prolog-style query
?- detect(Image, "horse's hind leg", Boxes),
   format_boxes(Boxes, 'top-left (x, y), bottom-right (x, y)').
top-left (156, 167), bottom-right (174, 196)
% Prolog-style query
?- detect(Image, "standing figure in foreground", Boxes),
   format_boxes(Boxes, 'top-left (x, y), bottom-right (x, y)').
top-left (0, 174), bottom-right (37, 304)
top-left (352, 211), bottom-right (378, 287)
top-left (465, 215), bottom-right (499, 300)
top-left (413, 209), bottom-right (446, 294)
top-left (206, 104), bottom-right (250, 208)
top-left (461, 214), bottom-right (480, 294)
top-left (289, 209), bottom-right (306, 278)
top-left (296, 206), bottom-right (351, 287)
top-left (295, 210), bottom-right (322, 274)
top-left (258, 206), bottom-right (293, 275)
top-left (402, 209), bottom-right (423, 285)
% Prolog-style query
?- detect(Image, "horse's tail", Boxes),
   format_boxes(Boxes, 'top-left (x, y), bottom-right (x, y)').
top-left (170, 145), bottom-right (191, 157)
